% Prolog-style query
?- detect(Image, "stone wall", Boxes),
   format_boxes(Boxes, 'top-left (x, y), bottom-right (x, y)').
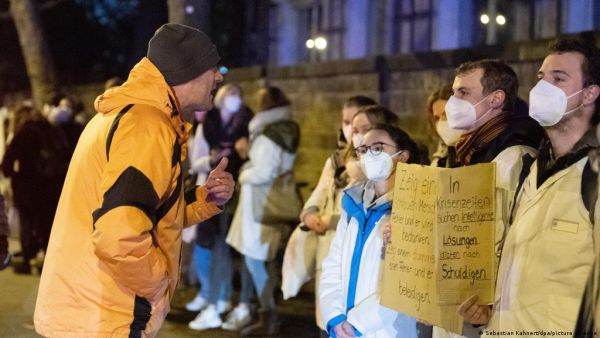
top-left (226, 35), bottom-right (580, 198)
top-left (5, 33), bottom-right (598, 199)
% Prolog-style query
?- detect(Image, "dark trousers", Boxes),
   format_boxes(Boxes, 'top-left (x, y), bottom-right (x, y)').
top-left (17, 202), bottom-right (54, 261)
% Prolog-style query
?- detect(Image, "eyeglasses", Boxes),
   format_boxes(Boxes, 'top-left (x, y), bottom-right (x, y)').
top-left (355, 142), bottom-right (397, 156)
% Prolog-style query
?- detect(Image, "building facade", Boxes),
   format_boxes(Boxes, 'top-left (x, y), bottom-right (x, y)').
top-left (260, 0), bottom-right (600, 66)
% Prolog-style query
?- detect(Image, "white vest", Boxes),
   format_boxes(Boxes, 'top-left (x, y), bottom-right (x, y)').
top-left (487, 157), bottom-right (594, 335)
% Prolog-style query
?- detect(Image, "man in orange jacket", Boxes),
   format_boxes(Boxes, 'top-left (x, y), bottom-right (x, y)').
top-left (34, 23), bottom-right (234, 337)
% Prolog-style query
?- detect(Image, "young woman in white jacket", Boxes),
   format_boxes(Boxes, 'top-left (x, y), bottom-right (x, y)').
top-left (319, 124), bottom-right (420, 338)
top-left (227, 87), bottom-right (300, 336)
top-left (301, 102), bottom-right (410, 335)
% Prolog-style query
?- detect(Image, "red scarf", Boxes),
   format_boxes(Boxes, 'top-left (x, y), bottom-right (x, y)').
top-left (456, 112), bottom-right (510, 165)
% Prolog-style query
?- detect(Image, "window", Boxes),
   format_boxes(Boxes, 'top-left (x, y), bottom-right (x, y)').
top-left (391, 0), bottom-right (433, 54)
top-left (304, 0), bottom-right (345, 62)
top-left (267, 3), bottom-right (280, 65)
top-left (532, 0), bottom-right (561, 39)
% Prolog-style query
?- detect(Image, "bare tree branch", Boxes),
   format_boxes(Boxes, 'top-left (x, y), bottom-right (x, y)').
top-left (1, 0), bottom-right (70, 20)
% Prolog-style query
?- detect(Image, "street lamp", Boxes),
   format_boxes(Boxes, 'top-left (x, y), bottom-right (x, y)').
top-left (306, 36), bottom-right (327, 62)
top-left (496, 15), bottom-right (506, 26)
top-left (480, 14), bottom-right (490, 25)
top-left (314, 36), bottom-right (328, 50)
top-left (480, 13), bottom-right (506, 26)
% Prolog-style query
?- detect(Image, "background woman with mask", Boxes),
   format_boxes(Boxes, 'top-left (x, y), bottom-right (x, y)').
top-left (344, 105), bottom-right (400, 184)
top-left (427, 85), bottom-right (462, 168)
top-left (188, 83), bottom-right (254, 331)
top-left (319, 124), bottom-right (420, 338)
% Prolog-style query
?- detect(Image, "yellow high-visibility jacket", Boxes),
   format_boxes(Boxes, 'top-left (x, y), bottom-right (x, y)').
top-left (34, 58), bottom-right (221, 337)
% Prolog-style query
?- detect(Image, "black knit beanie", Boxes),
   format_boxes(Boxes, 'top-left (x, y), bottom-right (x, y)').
top-left (147, 23), bottom-right (220, 86)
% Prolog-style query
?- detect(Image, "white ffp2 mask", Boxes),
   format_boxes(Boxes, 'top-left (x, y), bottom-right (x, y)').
top-left (222, 95), bottom-right (242, 113)
top-left (445, 94), bottom-right (492, 130)
top-left (435, 120), bottom-right (464, 146)
top-left (361, 150), bottom-right (403, 182)
top-left (529, 80), bottom-right (584, 127)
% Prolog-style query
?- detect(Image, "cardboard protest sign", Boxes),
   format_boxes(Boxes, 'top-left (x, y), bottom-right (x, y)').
top-left (381, 163), bottom-right (496, 334)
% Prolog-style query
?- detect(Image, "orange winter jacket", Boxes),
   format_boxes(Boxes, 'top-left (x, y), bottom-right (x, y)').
top-left (34, 58), bottom-right (221, 337)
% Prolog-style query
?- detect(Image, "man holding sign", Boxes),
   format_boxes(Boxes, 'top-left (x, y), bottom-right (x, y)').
top-left (442, 60), bottom-right (545, 337)
top-left (383, 59), bottom-right (544, 338)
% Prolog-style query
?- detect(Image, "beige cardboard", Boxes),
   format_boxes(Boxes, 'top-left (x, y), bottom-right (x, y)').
top-left (381, 163), bottom-right (496, 335)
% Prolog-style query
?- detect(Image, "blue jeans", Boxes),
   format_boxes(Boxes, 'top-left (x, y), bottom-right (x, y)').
top-left (194, 212), bottom-right (255, 305)
top-left (239, 257), bottom-right (255, 305)
top-left (207, 214), bottom-right (233, 304)
top-left (192, 244), bottom-right (212, 300)
top-left (244, 256), bottom-right (278, 310)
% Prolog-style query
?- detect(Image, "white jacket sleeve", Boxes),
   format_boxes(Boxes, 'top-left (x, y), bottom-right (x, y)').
top-left (300, 157), bottom-right (334, 220)
top-left (318, 211), bottom-right (349, 328)
top-left (346, 292), bottom-right (399, 335)
top-left (238, 135), bottom-right (282, 185)
top-left (189, 124), bottom-right (212, 175)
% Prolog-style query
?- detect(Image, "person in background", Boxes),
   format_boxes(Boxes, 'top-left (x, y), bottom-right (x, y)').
top-left (1, 105), bottom-right (69, 274)
top-left (188, 83), bottom-right (254, 331)
top-left (227, 86), bottom-right (300, 336)
top-left (320, 124), bottom-right (420, 338)
top-left (344, 104), bottom-right (401, 184)
top-left (459, 37), bottom-right (600, 335)
top-left (179, 110), bottom-right (207, 288)
top-left (45, 95), bottom-right (85, 157)
top-left (299, 95), bottom-right (376, 335)
top-left (0, 193), bottom-right (9, 270)
top-left (427, 85), bottom-right (461, 168)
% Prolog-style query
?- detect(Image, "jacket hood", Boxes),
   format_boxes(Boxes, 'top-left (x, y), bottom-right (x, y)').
top-left (249, 106), bottom-right (291, 136)
top-left (94, 58), bottom-right (177, 117)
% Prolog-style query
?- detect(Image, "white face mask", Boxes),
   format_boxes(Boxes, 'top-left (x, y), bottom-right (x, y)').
top-left (222, 95), bottom-right (242, 113)
top-left (48, 106), bottom-right (73, 124)
top-left (361, 150), bottom-right (403, 182)
top-left (529, 79), bottom-right (584, 127)
top-left (352, 133), bottom-right (364, 147)
top-left (445, 94), bottom-right (491, 130)
top-left (435, 120), bottom-right (464, 146)
top-left (342, 124), bottom-right (353, 143)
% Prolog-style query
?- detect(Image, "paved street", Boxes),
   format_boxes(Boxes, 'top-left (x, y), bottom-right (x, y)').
top-left (0, 241), bottom-right (319, 338)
